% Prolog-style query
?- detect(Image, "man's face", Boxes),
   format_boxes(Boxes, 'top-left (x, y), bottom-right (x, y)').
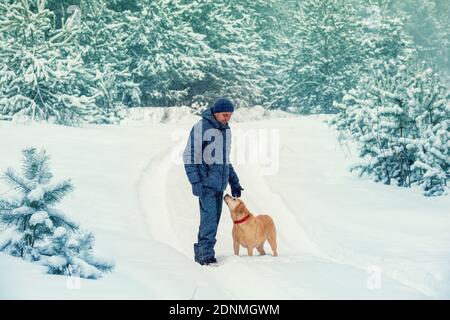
top-left (214, 112), bottom-right (233, 125)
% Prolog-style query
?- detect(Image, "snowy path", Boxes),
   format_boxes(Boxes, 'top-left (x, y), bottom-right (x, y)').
top-left (137, 141), bottom-right (328, 299)
top-left (136, 116), bottom-right (438, 299)
top-left (1, 115), bottom-right (448, 299)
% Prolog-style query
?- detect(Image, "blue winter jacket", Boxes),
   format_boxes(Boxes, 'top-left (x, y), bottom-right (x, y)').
top-left (183, 108), bottom-right (240, 192)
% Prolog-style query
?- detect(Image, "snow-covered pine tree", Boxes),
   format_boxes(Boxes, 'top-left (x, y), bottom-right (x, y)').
top-left (330, 1), bottom-right (415, 127)
top-left (331, 5), bottom-right (413, 187)
top-left (44, 0), bottom-right (271, 109)
top-left (285, 0), bottom-right (365, 114)
top-left (0, 147), bottom-right (76, 259)
top-left (122, 0), bottom-right (211, 107)
top-left (77, 1), bottom-right (142, 110)
top-left (359, 1), bottom-right (415, 67)
top-left (176, 0), bottom-right (268, 107)
top-left (252, 0), bottom-right (293, 110)
top-left (331, 67), bottom-right (401, 186)
top-left (408, 65), bottom-right (449, 196)
top-left (0, 147), bottom-right (114, 278)
top-left (0, 0), bottom-right (110, 125)
top-left (331, 55), bottom-right (449, 196)
top-left (390, 0), bottom-right (450, 83)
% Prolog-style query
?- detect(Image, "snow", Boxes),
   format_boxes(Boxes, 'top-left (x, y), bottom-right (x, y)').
top-left (118, 106), bottom-right (198, 125)
top-left (10, 206), bottom-right (34, 216)
top-left (0, 228), bottom-right (20, 249)
top-left (0, 113), bottom-right (449, 299)
top-left (29, 211), bottom-right (49, 226)
top-left (26, 181), bottom-right (72, 203)
top-left (231, 106), bottom-right (296, 123)
top-left (72, 257), bottom-right (102, 279)
top-left (47, 255), bottom-right (67, 268)
top-left (117, 106), bottom-right (295, 126)
top-left (27, 186), bottom-right (45, 202)
top-left (53, 227), bottom-right (66, 238)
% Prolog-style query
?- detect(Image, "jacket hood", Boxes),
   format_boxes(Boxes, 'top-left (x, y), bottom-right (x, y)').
top-left (201, 108), bottom-right (229, 130)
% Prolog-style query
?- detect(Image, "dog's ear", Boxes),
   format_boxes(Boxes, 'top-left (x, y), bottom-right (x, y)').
top-left (236, 201), bottom-right (250, 216)
top-left (235, 202), bottom-right (245, 215)
top-left (240, 204), bottom-right (250, 216)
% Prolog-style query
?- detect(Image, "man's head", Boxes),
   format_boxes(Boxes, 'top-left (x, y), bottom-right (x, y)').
top-left (212, 98), bottom-right (234, 125)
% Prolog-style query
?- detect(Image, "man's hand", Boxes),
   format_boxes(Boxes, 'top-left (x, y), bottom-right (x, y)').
top-left (231, 183), bottom-right (244, 198)
top-left (192, 182), bottom-right (204, 197)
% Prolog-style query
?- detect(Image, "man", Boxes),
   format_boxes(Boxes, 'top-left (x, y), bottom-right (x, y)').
top-left (183, 97), bottom-right (244, 266)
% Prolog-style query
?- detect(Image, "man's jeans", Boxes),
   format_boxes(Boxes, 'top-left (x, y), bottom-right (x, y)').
top-left (194, 187), bottom-right (223, 263)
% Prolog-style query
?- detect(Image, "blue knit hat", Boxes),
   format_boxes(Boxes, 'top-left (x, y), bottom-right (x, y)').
top-left (211, 98), bottom-right (235, 113)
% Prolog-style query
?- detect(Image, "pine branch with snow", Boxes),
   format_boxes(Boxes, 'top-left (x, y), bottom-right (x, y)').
top-left (43, 227), bottom-right (114, 279)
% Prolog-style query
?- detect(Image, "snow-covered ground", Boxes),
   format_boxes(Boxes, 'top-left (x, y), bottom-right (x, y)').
top-left (0, 109), bottom-right (449, 299)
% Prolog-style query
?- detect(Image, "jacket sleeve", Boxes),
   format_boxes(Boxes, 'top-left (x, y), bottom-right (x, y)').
top-left (183, 125), bottom-right (202, 185)
top-left (228, 163), bottom-right (240, 187)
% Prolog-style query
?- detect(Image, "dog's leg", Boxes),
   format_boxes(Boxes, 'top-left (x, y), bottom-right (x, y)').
top-left (247, 247), bottom-right (253, 256)
top-left (233, 240), bottom-right (240, 256)
top-left (268, 230), bottom-right (278, 257)
top-left (256, 243), bottom-right (266, 256)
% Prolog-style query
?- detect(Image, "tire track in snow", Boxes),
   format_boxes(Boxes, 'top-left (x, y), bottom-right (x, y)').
top-left (136, 147), bottom-right (186, 254)
top-left (241, 164), bottom-right (329, 258)
top-left (134, 124), bottom-right (331, 262)
top-left (134, 120), bottom-right (428, 298)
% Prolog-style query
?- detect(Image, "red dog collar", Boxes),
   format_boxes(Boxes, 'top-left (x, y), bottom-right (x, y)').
top-left (234, 214), bottom-right (250, 224)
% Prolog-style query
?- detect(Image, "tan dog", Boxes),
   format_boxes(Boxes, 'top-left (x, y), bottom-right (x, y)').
top-left (223, 194), bottom-right (277, 257)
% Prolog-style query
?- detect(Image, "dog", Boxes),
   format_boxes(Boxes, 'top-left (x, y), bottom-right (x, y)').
top-left (223, 194), bottom-right (277, 257)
